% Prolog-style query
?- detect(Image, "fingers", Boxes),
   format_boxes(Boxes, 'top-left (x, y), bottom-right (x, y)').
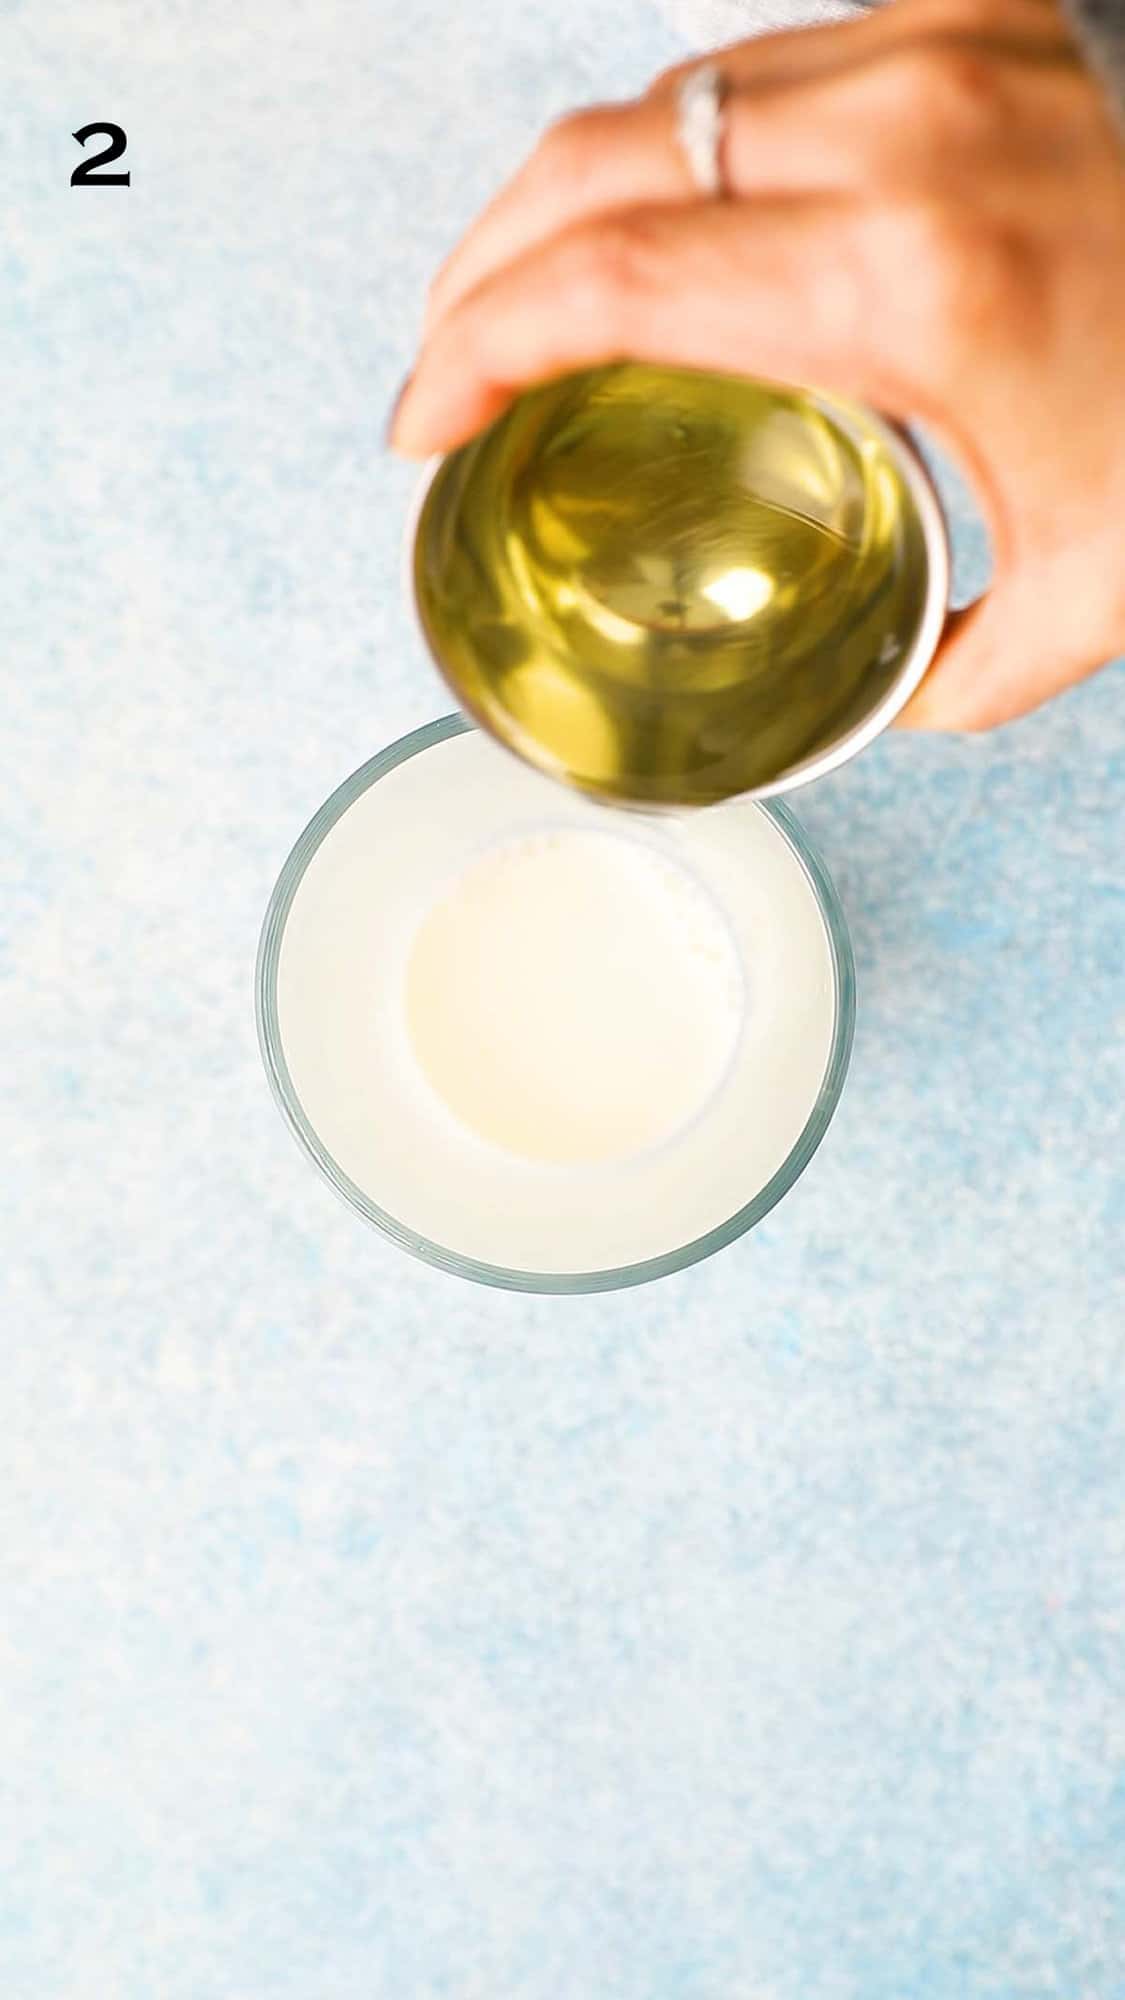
top-left (424, 6), bottom-right (897, 336)
top-left (392, 196), bottom-right (892, 458)
top-left (896, 573), bottom-right (1106, 730)
top-left (648, 0), bottom-right (1072, 103)
top-left (644, 10), bottom-right (887, 103)
top-left (424, 38), bottom-right (931, 338)
top-left (897, 599), bottom-right (1020, 730)
top-left (423, 100), bottom-right (697, 340)
top-left (423, 86), bottom-right (872, 340)
top-left (427, 75), bottom-right (937, 339)
top-left (423, 9), bottom-right (1077, 349)
top-left (420, 1), bottom-right (947, 339)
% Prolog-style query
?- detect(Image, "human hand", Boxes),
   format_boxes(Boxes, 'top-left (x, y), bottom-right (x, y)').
top-left (390, 0), bottom-right (1125, 730)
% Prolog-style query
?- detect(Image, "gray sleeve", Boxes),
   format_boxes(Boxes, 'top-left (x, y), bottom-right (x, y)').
top-left (1064, 0), bottom-right (1125, 119)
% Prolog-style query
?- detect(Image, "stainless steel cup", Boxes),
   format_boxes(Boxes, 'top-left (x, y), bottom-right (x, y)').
top-left (408, 366), bottom-right (950, 809)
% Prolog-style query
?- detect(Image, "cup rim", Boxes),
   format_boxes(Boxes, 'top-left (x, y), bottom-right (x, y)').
top-left (256, 714), bottom-right (857, 1294)
top-left (405, 372), bottom-right (951, 804)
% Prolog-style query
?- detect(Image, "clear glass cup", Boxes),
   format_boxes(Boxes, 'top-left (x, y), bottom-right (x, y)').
top-left (256, 715), bottom-right (856, 1294)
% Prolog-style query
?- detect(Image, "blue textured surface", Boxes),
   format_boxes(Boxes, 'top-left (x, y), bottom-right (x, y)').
top-left (4, 4), bottom-right (1124, 1996)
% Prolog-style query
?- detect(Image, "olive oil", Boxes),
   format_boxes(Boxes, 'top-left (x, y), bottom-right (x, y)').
top-left (413, 364), bottom-right (940, 807)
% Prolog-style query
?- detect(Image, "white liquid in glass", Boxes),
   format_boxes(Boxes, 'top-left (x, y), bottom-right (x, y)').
top-left (406, 830), bottom-right (745, 1166)
top-left (275, 729), bottom-right (838, 1274)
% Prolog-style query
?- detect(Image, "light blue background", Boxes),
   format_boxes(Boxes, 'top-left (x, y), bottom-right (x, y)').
top-left (4, 3), bottom-right (1124, 1995)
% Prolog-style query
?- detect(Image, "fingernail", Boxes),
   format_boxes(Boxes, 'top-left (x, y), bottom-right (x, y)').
top-left (384, 372), bottom-right (412, 451)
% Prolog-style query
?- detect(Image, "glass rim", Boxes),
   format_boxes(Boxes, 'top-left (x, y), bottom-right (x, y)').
top-left (256, 714), bottom-right (857, 1295)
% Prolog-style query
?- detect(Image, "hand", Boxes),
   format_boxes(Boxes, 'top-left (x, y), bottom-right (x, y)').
top-left (390, 0), bottom-right (1125, 731)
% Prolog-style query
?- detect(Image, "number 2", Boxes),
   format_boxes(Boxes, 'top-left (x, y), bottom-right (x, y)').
top-left (71, 124), bottom-right (130, 186)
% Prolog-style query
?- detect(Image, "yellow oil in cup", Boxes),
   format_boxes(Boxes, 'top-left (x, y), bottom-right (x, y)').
top-left (411, 363), bottom-right (949, 807)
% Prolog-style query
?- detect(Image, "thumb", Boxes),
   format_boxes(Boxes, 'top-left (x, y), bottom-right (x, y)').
top-left (896, 569), bottom-right (1106, 733)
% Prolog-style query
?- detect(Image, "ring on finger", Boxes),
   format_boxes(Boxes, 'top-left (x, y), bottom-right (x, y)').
top-left (674, 63), bottom-right (733, 198)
